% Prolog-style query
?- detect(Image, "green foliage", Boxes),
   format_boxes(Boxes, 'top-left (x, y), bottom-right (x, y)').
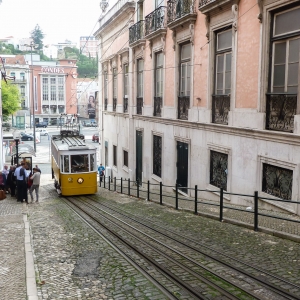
top-left (1, 80), bottom-right (21, 118)
top-left (30, 24), bottom-right (45, 50)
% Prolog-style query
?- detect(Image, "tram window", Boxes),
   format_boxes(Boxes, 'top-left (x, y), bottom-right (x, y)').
top-left (64, 156), bottom-right (70, 173)
top-left (61, 155), bottom-right (64, 172)
top-left (71, 154), bottom-right (89, 173)
top-left (90, 154), bottom-right (95, 171)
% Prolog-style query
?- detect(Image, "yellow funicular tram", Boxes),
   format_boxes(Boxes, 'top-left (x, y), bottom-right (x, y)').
top-left (51, 123), bottom-right (98, 196)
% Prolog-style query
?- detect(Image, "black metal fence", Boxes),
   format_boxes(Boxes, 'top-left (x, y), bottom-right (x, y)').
top-left (99, 176), bottom-right (300, 234)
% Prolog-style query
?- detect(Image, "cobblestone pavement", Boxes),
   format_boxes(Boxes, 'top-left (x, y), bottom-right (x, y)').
top-left (1, 183), bottom-right (300, 299)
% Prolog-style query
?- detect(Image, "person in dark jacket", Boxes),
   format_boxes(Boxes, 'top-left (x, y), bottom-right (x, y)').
top-left (0, 171), bottom-right (6, 190)
top-left (6, 166), bottom-right (16, 196)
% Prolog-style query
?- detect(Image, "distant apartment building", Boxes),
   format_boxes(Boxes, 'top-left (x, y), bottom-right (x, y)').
top-left (80, 36), bottom-right (97, 58)
top-left (95, 0), bottom-right (300, 215)
top-left (25, 54), bottom-right (78, 125)
top-left (1, 55), bottom-right (30, 126)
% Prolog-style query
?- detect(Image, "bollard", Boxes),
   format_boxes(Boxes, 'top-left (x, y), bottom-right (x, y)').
top-left (219, 188), bottom-right (223, 221)
top-left (128, 178), bottom-right (130, 196)
top-left (137, 179), bottom-right (139, 198)
top-left (99, 175), bottom-right (101, 187)
top-left (114, 177), bottom-right (116, 191)
top-left (108, 176), bottom-right (111, 191)
top-left (194, 185), bottom-right (198, 214)
top-left (147, 180), bottom-right (150, 201)
top-left (175, 184), bottom-right (178, 210)
top-left (104, 176), bottom-right (106, 189)
top-left (254, 191), bottom-right (258, 231)
top-left (160, 182), bottom-right (162, 205)
top-left (121, 177), bottom-right (123, 194)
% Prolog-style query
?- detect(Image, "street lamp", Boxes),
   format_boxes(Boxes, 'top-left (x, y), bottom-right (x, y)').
top-left (24, 41), bottom-right (38, 152)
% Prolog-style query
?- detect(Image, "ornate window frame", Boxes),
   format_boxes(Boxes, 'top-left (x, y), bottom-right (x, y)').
top-left (151, 131), bottom-right (164, 182)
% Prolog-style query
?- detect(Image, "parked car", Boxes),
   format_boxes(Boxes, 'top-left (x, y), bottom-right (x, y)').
top-left (21, 133), bottom-right (34, 141)
top-left (84, 122), bottom-right (91, 127)
top-left (92, 133), bottom-right (99, 142)
top-left (37, 129), bottom-right (48, 136)
top-left (36, 122), bottom-right (48, 128)
top-left (90, 122), bottom-right (98, 127)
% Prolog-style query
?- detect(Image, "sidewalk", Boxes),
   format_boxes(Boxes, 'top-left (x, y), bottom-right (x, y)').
top-left (1, 183), bottom-right (300, 299)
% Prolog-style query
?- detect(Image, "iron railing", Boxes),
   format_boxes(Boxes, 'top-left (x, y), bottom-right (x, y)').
top-left (266, 93), bottom-right (297, 133)
top-left (178, 96), bottom-right (189, 120)
top-left (167, 0), bottom-right (196, 24)
top-left (212, 94), bottom-right (230, 125)
top-left (104, 99), bottom-right (108, 111)
top-left (154, 97), bottom-right (162, 117)
top-left (199, 0), bottom-right (216, 8)
top-left (99, 176), bottom-right (300, 236)
top-left (145, 6), bottom-right (167, 36)
top-left (137, 97), bottom-right (143, 115)
top-left (129, 20), bottom-right (145, 45)
top-left (113, 98), bottom-right (117, 112)
top-left (123, 98), bottom-right (128, 113)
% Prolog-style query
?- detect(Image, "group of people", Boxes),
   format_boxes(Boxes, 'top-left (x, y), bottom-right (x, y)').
top-left (0, 163), bottom-right (41, 204)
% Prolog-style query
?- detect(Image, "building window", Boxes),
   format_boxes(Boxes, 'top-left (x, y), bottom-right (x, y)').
top-left (153, 135), bottom-right (162, 177)
top-left (50, 77), bottom-right (56, 101)
top-left (123, 150), bottom-right (128, 167)
top-left (113, 145), bottom-right (117, 167)
top-left (10, 72), bottom-right (15, 78)
top-left (262, 163), bottom-right (293, 200)
top-left (210, 150), bottom-right (228, 190)
top-left (137, 59), bottom-right (144, 114)
top-left (58, 77), bottom-right (64, 101)
top-left (20, 72), bottom-right (25, 81)
top-left (154, 52), bottom-right (163, 117)
top-left (42, 78), bottom-right (49, 101)
top-left (104, 71), bottom-right (108, 110)
top-left (215, 29), bottom-right (232, 95)
top-left (20, 85), bottom-right (25, 97)
top-left (180, 44), bottom-right (191, 97)
top-left (113, 68), bottom-right (117, 111)
top-left (123, 64), bottom-right (128, 113)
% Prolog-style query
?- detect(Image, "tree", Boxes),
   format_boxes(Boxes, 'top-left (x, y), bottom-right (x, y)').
top-left (1, 80), bottom-right (21, 121)
top-left (30, 24), bottom-right (45, 50)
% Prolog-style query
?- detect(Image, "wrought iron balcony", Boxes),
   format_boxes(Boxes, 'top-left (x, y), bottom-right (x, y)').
top-left (266, 93), bottom-right (297, 133)
top-left (153, 97), bottom-right (162, 117)
top-left (178, 96), bottom-right (189, 120)
top-left (137, 97), bottom-right (143, 115)
top-left (123, 98), bottom-right (128, 113)
top-left (167, 0), bottom-right (196, 25)
top-left (113, 98), bottom-right (117, 112)
top-left (199, 0), bottom-right (215, 8)
top-left (212, 95), bottom-right (230, 125)
top-left (129, 20), bottom-right (145, 46)
top-left (199, 0), bottom-right (234, 13)
top-left (145, 6), bottom-right (167, 37)
top-left (104, 98), bottom-right (108, 111)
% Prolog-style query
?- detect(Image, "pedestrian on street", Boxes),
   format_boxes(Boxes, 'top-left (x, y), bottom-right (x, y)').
top-left (35, 165), bottom-right (41, 174)
top-left (0, 171), bottom-right (6, 190)
top-left (6, 166), bottom-right (16, 196)
top-left (98, 163), bottom-right (105, 183)
top-left (2, 165), bottom-right (9, 193)
top-left (15, 162), bottom-right (29, 203)
top-left (29, 168), bottom-right (41, 203)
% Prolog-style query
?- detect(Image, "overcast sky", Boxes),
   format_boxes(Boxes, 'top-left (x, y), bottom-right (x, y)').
top-left (0, 0), bottom-right (102, 46)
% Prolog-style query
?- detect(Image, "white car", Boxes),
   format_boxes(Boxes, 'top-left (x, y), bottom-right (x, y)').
top-left (37, 129), bottom-right (48, 136)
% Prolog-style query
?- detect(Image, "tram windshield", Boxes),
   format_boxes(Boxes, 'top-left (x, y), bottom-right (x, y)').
top-left (61, 154), bottom-right (96, 173)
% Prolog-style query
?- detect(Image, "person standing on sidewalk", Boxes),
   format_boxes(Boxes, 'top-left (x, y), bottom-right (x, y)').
top-left (29, 168), bottom-right (41, 203)
top-left (98, 163), bottom-right (105, 183)
top-left (2, 165), bottom-right (9, 193)
top-left (15, 162), bottom-right (29, 203)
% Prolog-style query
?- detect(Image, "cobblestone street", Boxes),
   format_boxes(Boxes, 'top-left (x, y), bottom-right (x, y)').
top-left (1, 184), bottom-right (300, 299)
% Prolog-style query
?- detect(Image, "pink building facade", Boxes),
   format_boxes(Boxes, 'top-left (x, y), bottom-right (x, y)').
top-left (95, 0), bottom-right (300, 214)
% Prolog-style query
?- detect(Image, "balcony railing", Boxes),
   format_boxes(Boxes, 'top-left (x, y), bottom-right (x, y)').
top-left (199, 0), bottom-right (216, 8)
top-left (212, 95), bottom-right (230, 125)
top-left (129, 20), bottom-right (145, 45)
top-left (178, 96), bottom-right (189, 120)
top-left (123, 98), bottom-right (128, 113)
top-left (145, 6), bottom-right (167, 36)
top-left (167, 0), bottom-right (196, 24)
top-left (137, 97), bottom-right (143, 115)
top-left (154, 97), bottom-right (162, 117)
top-left (113, 98), bottom-right (117, 112)
top-left (104, 99), bottom-right (108, 111)
top-left (266, 93), bottom-right (297, 133)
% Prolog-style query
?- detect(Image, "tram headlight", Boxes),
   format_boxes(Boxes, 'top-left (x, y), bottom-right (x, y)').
top-left (77, 178), bottom-right (84, 184)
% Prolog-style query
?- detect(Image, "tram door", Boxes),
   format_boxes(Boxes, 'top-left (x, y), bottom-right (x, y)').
top-left (176, 141), bottom-right (188, 193)
top-left (136, 131), bottom-right (143, 185)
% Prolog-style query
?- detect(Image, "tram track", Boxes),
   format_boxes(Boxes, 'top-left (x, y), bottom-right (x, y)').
top-left (62, 196), bottom-right (299, 299)
top-left (85, 197), bottom-right (300, 299)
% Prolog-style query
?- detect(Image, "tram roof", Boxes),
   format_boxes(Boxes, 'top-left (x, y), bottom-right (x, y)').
top-left (52, 135), bottom-right (96, 151)
top-left (11, 144), bottom-right (36, 157)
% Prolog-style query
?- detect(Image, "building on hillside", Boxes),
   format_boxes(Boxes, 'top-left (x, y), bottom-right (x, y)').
top-left (25, 54), bottom-right (78, 125)
top-left (76, 79), bottom-right (98, 123)
top-left (2, 55), bottom-right (30, 127)
top-left (95, 0), bottom-right (300, 215)
top-left (80, 36), bottom-right (98, 58)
